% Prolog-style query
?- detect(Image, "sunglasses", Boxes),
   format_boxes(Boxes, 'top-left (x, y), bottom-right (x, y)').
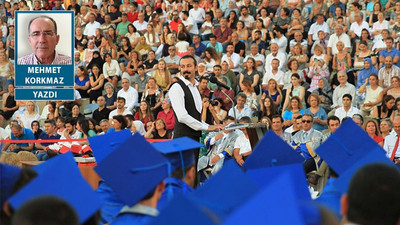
top-left (302, 120), bottom-right (312, 123)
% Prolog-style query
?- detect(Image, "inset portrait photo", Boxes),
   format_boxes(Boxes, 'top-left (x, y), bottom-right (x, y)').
top-left (16, 12), bottom-right (73, 65)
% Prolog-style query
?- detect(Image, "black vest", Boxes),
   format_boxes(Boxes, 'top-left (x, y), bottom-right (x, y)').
top-left (173, 79), bottom-right (202, 138)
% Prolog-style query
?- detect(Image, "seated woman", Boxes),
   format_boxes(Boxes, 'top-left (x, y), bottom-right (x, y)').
top-left (304, 94), bottom-right (328, 132)
top-left (74, 66), bottom-right (90, 98)
top-left (76, 118), bottom-right (97, 145)
top-left (103, 83), bottom-right (117, 111)
top-left (0, 83), bottom-right (18, 127)
top-left (66, 104), bottom-right (85, 120)
top-left (240, 80), bottom-right (259, 116)
top-left (88, 64), bottom-right (105, 104)
top-left (141, 77), bottom-right (164, 118)
top-left (261, 79), bottom-right (282, 109)
top-left (282, 73), bottom-right (305, 112)
top-left (31, 120), bottom-right (43, 140)
top-left (258, 95), bottom-right (279, 121)
top-left (358, 74), bottom-right (383, 117)
top-left (282, 96), bottom-right (305, 127)
top-left (211, 98), bottom-right (227, 124)
top-left (108, 115), bottom-right (128, 133)
top-left (364, 119), bottom-right (384, 147)
top-left (134, 101), bottom-right (154, 128)
top-left (371, 94), bottom-right (395, 121)
top-left (387, 76), bottom-right (400, 99)
top-left (144, 118), bottom-right (171, 139)
top-left (46, 102), bottom-right (60, 120)
top-left (17, 101), bottom-right (41, 130)
top-left (131, 120), bottom-right (146, 135)
top-left (157, 99), bottom-right (175, 131)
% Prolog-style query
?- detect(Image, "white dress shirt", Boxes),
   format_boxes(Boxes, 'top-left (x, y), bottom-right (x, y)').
top-left (169, 76), bottom-right (209, 131)
top-left (383, 132), bottom-right (400, 159)
top-left (117, 86), bottom-right (139, 112)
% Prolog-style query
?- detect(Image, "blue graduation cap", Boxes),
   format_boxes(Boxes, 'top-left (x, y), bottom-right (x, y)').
top-left (88, 129), bottom-right (132, 163)
top-left (246, 163), bottom-right (310, 201)
top-left (149, 194), bottom-right (218, 225)
top-left (222, 173), bottom-right (306, 225)
top-left (188, 161), bottom-right (259, 220)
top-left (0, 164), bottom-right (22, 207)
top-left (316, 119), bottom-right (383, 175)
top-left (8, 152), bottom-right (102, 224)
top-left (152, 137), bottom-right (204, 172)
top-left (95, 133), bottom-right (170, 207)
top-left (333, 149), bottom-right (395, 193)
top-left (243, 131), bottom-right (304, 170)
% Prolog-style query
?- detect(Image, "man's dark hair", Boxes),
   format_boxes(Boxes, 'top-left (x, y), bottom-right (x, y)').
top-left (28, 16), bottom-right (58, 34)
top-left (213, 64), bottom-right (222, 69)
top-left (44, 119), bottom-right (56, 127)
top-left (343, 93), bottom-right (352, 101)
top-left (327, 116), bottom-right (340, 125)
top-left (137, 64), bottom-right (145, 70)
top-left (116, 96), bottom-right (126, 103)
top-left (224, 116), bottom-right (235, 122)
top-left (386, 37), bottom-right (394, 42)
top-left (209, 34), bottom-right (216, 39)
top-left (199, 76), bottom-right (208, 83)
top-left (65, 118), bottom-right (76, 126)
top-left (179, 55), bottom-right (197, 67)
top-left (182, 10), bottom-right (189, 17)
top-left (239, 116), bottom-right (251, 123)
top-left (271, 114), bottom-right (284, 123)
top-left (302, 114), bottom-right (314, 122)
top-left (240, 5), bottom-right (248, 11)
top-left (346, 163), bottom-right (400, 225)
top-left (236, 92), bottom-right (247, 101)
top-left (11, 196), bottom-right (79, 225)
top-left (273, 26), bottom-right (283, 34)
top-left (125, 114), bottom-right (135, 122)
top-left (226, 42), bottom-right (234, 48)
top-left (254, 29), bottom-right (262, 35)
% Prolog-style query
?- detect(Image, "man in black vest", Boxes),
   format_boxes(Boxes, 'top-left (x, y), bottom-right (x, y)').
top-left (169, 55), bottom-right (223, 171)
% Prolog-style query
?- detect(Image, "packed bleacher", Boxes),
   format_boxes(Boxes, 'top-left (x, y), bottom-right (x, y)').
top-left (1, 0), bottom-right (400, 224)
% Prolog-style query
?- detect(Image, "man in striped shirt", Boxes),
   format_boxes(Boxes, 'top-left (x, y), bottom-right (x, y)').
top-left (18, 16), bottom-right (71, 65)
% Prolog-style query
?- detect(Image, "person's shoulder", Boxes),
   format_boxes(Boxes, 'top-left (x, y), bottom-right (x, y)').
top-left (17, 53), bottom-right (35, 64)
top-left (55, 53), bottom-right (72, 64)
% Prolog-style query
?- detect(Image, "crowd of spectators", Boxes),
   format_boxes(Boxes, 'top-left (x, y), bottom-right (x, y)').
top-left (0, 0), bottom-right (400, 197)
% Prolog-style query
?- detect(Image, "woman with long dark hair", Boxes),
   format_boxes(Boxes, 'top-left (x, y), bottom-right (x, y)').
top-left (88, 64), bottom-right (105, 103)
top-left (74, 66), bottom-right (90, 98)
top-left (259, 95), bottom-right (278, 121)
top-left (372, 94), bottom-right (395, 120)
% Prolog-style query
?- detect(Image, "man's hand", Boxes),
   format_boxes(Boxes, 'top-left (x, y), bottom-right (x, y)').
top-left (236, 156), bottom-right (244, 166)
top-left (211, 155), bottom-right (220, 164)
top-left (9, 144), bottom-right (19, 151)
top-left (207, 124), bottom-right (224, 132)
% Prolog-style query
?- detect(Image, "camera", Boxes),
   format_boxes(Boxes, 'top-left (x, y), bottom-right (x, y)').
top-left (208, 100), bottom-right (219, 106)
